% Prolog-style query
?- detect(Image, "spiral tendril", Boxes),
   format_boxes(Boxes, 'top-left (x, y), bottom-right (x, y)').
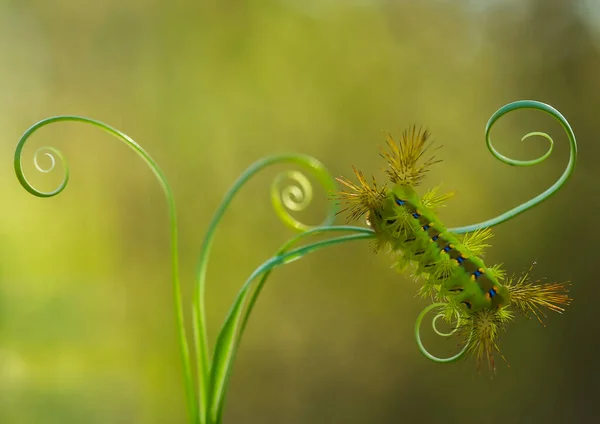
top-left (13, 115), bottom-right (199, 424)
top-left (278, 171), bottom-right (313, 210)
top-left (415, 303), bottom-right (471, 363)
top-left (271, 169), bottom-right (323, 231)
top-left (16, 141), bottom-right (70, 198)
top-left (431, 312), bottom-right (459, 337)
top-left (33, 147), bottom-right (60, 174)
top-left (451, 100), bottom-right (577, 234)
top-left (194, 153), bottom-right (340, 423)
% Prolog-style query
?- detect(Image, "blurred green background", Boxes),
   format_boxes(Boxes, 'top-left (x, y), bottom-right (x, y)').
top-left (0, 0), bottom-right (597, 423)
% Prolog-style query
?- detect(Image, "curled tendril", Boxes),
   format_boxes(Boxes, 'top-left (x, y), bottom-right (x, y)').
top-left (16, 143), bottom-right (69, 197)
top-left (431, 312), bottom-right (459, 337)
top-left (33, 147), bottom-right (62, 175)
top-left (271, 170), bottom-right (317, 231)
top-left (414, 303), bottom-right (471, 363)
top-left (13, 116), bottom-right (198, 424)
top-left (194, 153), bottom-right (339, 422)
top-left (451, 100), bottom-right (577, 234)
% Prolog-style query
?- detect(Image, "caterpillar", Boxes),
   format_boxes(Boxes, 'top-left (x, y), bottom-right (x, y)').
top-left (334, 125), bottom-right (571, 370)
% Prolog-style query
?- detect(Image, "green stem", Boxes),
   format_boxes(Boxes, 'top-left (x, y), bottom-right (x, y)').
top-left (194, 154), bottom-right (338, 423)
top-left (239, 226), bottom-right (375, 337)
top-left (451, 100), bottom-right (577, 234)
top-left (13, 116), bottom-right (198, 424)
top-left (209, 230), bottom-right (374, 423)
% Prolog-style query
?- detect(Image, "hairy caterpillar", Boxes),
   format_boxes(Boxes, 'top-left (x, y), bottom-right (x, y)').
top-left (334, 126), bottom-right (571, 370)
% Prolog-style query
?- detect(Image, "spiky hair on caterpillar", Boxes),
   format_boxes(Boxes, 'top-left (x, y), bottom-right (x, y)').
top-left (332, 125), bottom-right (571, 371)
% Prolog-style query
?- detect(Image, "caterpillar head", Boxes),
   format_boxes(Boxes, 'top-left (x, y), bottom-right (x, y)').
top-left (333, 167), bottom-right (387, 223)
top-left (365, 184), bottom-right (421, 235)
top-left (390, 183), bottom-right (420, 205)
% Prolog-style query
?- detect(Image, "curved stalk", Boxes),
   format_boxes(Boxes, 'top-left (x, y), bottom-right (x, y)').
top-left (13, 116), bottom-right (198, 424)
top-left (209, 229), bottom-right (374, 423)
top-left (194, 154), bottom-right (338, 423)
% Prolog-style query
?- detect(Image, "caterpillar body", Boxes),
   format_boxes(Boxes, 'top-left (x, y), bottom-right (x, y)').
top-left (334, 126), bottom-right (571, 370)
top-left (371, 184), bottom-right (509, 312)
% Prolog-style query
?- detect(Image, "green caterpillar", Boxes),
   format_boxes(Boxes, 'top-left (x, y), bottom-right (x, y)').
top-left (334, 125), bottom-right (571, 370)
top-left (374, 183), bottom-right (509, 312)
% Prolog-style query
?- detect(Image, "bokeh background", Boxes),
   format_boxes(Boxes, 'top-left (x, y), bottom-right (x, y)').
top-left (0, 0), bottom-right (598, 423)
